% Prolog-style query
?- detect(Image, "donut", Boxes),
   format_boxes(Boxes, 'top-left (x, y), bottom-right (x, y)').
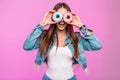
top-left (63, 13), bottom-right (72, 23)
top-left (52, 12), bottom-right (62, 23)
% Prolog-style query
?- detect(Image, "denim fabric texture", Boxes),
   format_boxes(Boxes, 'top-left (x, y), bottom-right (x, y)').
top-left (23, 24), bottom-right (102, 70)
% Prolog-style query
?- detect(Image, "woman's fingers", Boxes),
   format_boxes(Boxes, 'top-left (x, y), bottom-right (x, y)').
top-left (47, 10), bottom-right (56, 15)
top-left (50, 22), bottom-right (57, 24)
top-left (41, 11), bottom-right (82, 26)
top-left (33, 63), bottom-right (40, 72)
top-left (71, 12), bottom-right (80, 19)
top-left (47, 20), bottom-right (56, 25)
top-left (49, 10), bottom-right (56, 13)
top-left (41, 10), bottom-right (56, 26)
top-left (84, 68), bottom-right (89, 76)
top-left (43, 10), bottom-right (55, 19)
top-left (46, 10), bottom-right (55, 15)
top-left (70, 12), bottom-right (76, 15)
top-left (67, 22), bottom-right (75, 26)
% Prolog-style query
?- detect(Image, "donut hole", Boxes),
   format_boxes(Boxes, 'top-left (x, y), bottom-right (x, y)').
top-left (56, 15), bottom-right (60, 18)
top-left (67, 15), bottom-right (70, 19)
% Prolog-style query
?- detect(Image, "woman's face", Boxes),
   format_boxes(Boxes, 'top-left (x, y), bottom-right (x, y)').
top-left (56, 7), bottom-right (68, 31)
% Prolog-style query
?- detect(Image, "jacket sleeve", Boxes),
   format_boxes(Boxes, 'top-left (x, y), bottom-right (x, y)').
top-left (76, 25), bottom-right (102, 51)
top-left (23, 24), bottom-right (44, 51)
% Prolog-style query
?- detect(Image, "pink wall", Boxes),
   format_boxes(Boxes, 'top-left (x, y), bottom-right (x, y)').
top-left (0, 0), bottom-right (120, 80)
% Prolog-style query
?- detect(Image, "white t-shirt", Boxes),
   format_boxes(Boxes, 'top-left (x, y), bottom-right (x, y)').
top-left (45, 46), bottom-right (74, 80)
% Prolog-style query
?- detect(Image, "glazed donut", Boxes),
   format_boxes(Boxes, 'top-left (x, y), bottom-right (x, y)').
top-left (52, 12), bottom-right (62, 23)
top-left (63, 13), bottom-right (72, 23)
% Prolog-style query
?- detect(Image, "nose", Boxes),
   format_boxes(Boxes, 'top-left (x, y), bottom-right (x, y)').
top-left (59, 18), bottom-right (64, 24)
top-left (61, 18), bottom-right (64, 22)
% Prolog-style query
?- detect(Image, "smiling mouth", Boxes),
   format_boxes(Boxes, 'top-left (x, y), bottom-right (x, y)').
top-left (59, 23), bottom-right (65, 25)
top-left (59, 22), bottom-right (66, 25)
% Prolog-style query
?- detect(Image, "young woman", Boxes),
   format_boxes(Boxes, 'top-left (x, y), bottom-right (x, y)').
top-left (23, 2), bottom-right (102, 80)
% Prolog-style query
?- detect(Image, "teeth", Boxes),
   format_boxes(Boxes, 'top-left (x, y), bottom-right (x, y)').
top-left (59, 23), bottom-right (65, 25)
top-left (59, 22), bottom-right (65, 25)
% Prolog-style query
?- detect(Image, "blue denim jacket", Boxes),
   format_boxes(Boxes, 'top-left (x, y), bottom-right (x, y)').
top-left (23, 24), bottom-right (102, 70)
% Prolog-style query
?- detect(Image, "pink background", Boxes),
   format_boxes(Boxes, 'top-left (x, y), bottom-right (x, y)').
top-left (0, 0), bottom-right (120, 80)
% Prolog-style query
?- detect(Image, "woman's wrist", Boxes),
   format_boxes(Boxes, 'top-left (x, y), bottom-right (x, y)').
top-left (79, 24), bottom-right (93, 35)
top-left (79, 25), bottom-right (93, 32)
top-left (39, 22), bottom-right (46, 27)
top-left (77, 23), bottom-right (84, 29)
top-left (79, 24), bottom-right (86, 30)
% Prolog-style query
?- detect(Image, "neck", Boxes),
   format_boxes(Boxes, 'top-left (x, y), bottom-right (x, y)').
top-left (56, 29), bottom-right (66, 38)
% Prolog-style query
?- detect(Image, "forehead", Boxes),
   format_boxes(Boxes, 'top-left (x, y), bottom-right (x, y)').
top-left (57, 7), bottom-right (68, 15)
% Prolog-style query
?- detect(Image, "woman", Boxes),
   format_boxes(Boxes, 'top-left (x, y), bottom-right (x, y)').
top-left (23, 2), bottom-right (102, 80)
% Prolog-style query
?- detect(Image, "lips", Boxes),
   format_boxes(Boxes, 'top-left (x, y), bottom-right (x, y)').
top-left (59, 22), bottom-right (65, 25)
top-left (59, 23), bottom-right (65, 25)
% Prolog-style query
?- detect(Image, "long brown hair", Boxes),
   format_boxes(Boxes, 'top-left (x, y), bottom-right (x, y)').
top-left (39, 2), bottom-right (80, 58)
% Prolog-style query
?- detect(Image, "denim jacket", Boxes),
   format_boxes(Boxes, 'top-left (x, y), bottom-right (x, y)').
top-left (23, 24), bottom-right (102, 70)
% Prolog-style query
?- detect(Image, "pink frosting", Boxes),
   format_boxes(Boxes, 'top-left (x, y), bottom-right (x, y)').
top-left (63, 13), bottom-right (72, 23)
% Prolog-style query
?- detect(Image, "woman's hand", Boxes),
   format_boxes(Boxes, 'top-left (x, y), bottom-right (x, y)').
top-left (84, 67), bottom-right (89, 76)
top-left (40, 10), bottom-right (57, 26)
top-left (68, 13), bottom-right (84, 28)
top-left (33, 63), bottom-right (40, 72)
